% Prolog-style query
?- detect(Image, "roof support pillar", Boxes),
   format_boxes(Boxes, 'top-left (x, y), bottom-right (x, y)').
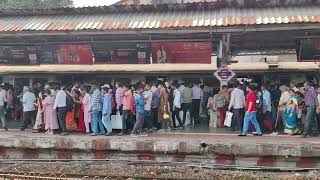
top-left (220, 33), bottom-right (231, 67)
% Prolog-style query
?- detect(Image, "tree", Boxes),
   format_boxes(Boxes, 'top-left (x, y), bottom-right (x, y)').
top-left (0, 0), bottom-right (73, 9)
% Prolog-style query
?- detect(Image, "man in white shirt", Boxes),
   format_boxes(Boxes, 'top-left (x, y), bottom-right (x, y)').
top-left (20, 86), bottom-right (37, 131)
top-left (53, 85), bottom-right (67, 134)
top-left (143, 84), bottom-right (153, 131)
top-left (192, 83), bottom-right (203, 125)
top-left (171, 83), bottom-right (183, 129)
top-left (0, 85), bottom-right (7, 130)
top-left (228, 82), bottom-right (246, 132)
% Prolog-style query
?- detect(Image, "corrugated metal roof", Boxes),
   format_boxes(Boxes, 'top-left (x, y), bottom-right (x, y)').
top-left (0, 6), bottom-right (319, 32)
top-left (0, 1), bottom-right (319, 16)
top-left (115, 0), bottom-right (320, 6)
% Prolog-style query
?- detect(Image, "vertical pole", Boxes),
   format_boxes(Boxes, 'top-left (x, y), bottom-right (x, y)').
top-left (219, 33), bottom-right (231, 89)
top-left (29, 78), bottom-right (33, 88)
top-left (298, 40), bottom-right (302, 62)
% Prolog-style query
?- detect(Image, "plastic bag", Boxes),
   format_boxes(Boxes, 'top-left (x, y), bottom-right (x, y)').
top-left (224, 111), bottom-right (233, 127)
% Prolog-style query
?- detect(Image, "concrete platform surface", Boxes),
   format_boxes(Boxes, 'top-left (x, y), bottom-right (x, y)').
top-left (1, 130), bottom-right (320, 169)
top-left (0, 130), bottom-right (319, 157)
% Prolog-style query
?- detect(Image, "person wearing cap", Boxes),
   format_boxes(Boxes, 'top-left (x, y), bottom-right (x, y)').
top-left (131, 85), bottom-right (145, 137)
top-left (102, 84), bottom-right (112, 136)
top-left (91, 84), bottom-right (105, 136)
top-left (0, 84), bottom-right (7, 131)
top-left (239, 85), bottom-right (262, 136)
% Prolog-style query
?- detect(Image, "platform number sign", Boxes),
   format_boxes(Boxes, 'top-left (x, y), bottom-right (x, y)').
top-left (214, 66), bottom-right (235, 82)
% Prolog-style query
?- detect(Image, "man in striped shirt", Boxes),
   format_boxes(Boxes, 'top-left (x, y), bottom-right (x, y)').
top-left (91, 84), bottom-right (105, 136)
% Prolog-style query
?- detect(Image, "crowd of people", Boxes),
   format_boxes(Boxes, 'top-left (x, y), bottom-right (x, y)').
top-left (217, 80), bottom-right (320, 137)
top-left (0, 80), bottom-right (205, 137)
top-left (0, 79), bottom-right (319, 138)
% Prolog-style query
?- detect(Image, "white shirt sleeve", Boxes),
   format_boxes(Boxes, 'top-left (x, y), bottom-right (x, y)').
top-left (228, 90), bottom-right (235, 110)
top-left (53, 91), bottom-right (59, 110)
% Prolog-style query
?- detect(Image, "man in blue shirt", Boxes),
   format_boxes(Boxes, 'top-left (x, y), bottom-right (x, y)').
top-left (131, 85), bottom-right (145, 137)
top-left (102, 84), bottom-right (112, 136)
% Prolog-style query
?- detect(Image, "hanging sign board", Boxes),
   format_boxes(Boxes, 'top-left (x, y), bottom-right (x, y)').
top-left (214, 66), bottom-right (235, 82)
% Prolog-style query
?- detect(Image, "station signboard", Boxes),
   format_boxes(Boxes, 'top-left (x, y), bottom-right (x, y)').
top-left (214, 66), bottom-right (235, 83)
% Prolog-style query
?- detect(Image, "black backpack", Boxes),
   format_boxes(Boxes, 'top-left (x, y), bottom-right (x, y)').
top-left (66, 93), bottom-right (74, 112)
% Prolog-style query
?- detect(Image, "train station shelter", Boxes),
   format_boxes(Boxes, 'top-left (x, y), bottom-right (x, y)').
top-left (0, 0), bottom-right (319, 87)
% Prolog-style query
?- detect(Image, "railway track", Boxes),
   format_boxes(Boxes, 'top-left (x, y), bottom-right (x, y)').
top-left (0, 159), bottom-right (319, 172)
top-left (0, 172), bottom-right (186, 180)
top-left (0, 159), bottom-right (319, 179)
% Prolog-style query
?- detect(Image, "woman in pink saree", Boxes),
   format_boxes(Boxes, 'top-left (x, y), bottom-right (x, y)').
top-left (42, 90), bottom-right (59, 134)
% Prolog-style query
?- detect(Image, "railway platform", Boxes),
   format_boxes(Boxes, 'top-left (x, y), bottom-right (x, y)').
top-left (0, 130), bottom-right (320, 170)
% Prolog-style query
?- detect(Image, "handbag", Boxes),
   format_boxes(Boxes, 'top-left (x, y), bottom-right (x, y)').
top-left (224, 111), bottom-right (233, 127)
top-left (111, 110), bottom-right (122, 129)
top-left (163, 113), bottom-right (170, 122)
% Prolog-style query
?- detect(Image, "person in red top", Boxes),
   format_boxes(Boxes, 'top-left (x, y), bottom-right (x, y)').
top-left (239, 85), bottom-right (262, 136)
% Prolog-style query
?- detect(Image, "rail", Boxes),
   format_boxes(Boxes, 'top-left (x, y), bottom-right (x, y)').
top-left (1, 159), bottom-right (320, 172)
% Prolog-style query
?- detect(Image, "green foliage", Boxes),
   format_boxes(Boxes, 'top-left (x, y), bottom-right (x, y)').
top-left (0, 0), bottom-right (73, 9)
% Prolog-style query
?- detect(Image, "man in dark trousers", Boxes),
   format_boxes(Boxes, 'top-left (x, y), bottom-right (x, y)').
top-left (53, 84), bottom-right (68, 135)
top-left (302, 81), bottom-right (319, 138)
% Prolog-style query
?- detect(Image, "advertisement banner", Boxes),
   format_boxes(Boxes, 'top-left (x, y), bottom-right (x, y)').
top-left (37, 45), bottom-right (60, 64)
top-left (58, 44), bottom-right (93, 64)
top-left (151, 42), bottom-right (212, 64)
top-left (0, 46), bottom-right (37, 65)
top-left (92, 43), bottom-right (150, 64)
top-left (299, 39), bottom-right (320, 61)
